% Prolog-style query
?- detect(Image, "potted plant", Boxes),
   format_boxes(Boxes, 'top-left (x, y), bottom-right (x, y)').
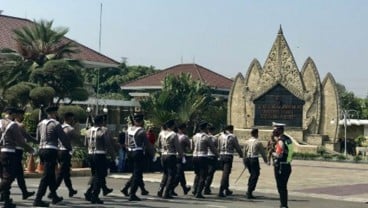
top-left (71, 147), bottom-right (88, 168)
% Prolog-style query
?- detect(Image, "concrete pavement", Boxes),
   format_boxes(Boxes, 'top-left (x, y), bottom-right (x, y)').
top-left (109, 158), bottom-right (368, 203)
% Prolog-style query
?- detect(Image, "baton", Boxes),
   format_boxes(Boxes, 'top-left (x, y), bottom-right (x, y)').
top-left (234, 166), bottom-right (247, 184)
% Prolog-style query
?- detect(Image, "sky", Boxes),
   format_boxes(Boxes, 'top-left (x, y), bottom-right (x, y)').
top-left (2, 0), bottom-right (368, 97)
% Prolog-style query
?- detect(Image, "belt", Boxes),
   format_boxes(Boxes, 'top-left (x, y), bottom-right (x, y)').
top-left (1, 148), bottom-right (16, 153)
top-left (128, 147), bottom-right (143, 151)
top-left (220, 152), bottom-right (234, 155)
top-left (40, 145), bottom-right (58, 150)
top-left (88, 150), bottom-right (106, 154)
top-left (247, 155), bottom-right (259, 158)
top-left (15, 146), bottom-right (24, 150)
top-left (162, 152), bottom-right (177, 155)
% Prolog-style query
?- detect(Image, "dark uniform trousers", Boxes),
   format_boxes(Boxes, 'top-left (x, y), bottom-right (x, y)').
top-left (35, 148), bottom-right (58, 200)
top-left (174, 156), bottom-right (189, 189)
top-left (274, 163), bottom-right (292, 207)
top-left (192, 157), bottom-right (208, 196)
top-left (219, 155), bottom-right (233, 192)
top-left (159, 155), bottom-right (177, 196)
top-left (89, 154), bottom-right (108, 199)
top-left (0, 152), bottom-right (17, 203)
top-left (15, 149), bottom-right (28, 195)
top-left (129, 150), bottom-right (144, 196)
top-left (55, 150), bottom-right (73, 191)
top-left (244, 157), bottom-right (260, 193)
top-left (204, 156), bottom-right (217, 191)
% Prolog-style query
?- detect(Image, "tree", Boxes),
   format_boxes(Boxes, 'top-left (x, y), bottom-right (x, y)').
top-left (140, 73), bottom-right (225, 136)
top-left (12, 19), bottom-right (78, 67)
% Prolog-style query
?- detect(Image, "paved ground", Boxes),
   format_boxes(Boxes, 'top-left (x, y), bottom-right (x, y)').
top-left (15, 158), bottom-right (368, 207)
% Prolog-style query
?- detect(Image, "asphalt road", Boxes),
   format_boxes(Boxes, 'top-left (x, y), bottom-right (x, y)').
top-left (7, 176), bottom-right (368, 208)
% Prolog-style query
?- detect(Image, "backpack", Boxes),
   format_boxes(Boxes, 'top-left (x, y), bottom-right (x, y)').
top-left (283, 136), bottom-right (294, 163)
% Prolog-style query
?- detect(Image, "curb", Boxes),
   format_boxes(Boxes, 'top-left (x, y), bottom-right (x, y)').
top-left (24, 168), bottom-right (91, 178)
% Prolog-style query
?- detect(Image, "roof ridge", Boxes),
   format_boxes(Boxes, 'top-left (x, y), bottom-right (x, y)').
top-left (0, 14), bottom-right (33, 23)
top-left (193, 63), bottom-right (233, 82)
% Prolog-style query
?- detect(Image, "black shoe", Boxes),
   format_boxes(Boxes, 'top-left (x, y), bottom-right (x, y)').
top-left (183, 186), bottom-right (191, 195)
top-left (141, 189), bottom-right (149, 195)
top-left (218, 192), bottom-right (226, 198)
top-left (195, 194), bottom-right (205, 199)
top-left (47, 193), bottom-right (53, 199)
top-left (4, 202), bottom-right (16, 208)
top-left (121, 188), bottom-right (129, 197)
top-left (157, 190), bottom-right (163, 197)
top-left (103, 188), bottom-right (113, 196)
top-left (84, 193), bottom-right (92, 201)
top-left (246, 192), bottom-right (256, 199)
top-left (69, 189), bottom-right (77, 197)
top-left (0, 194), bottom-right (3, 202)
top-left (191, 191), bottom-right (197, 196)
top-left (204, 189), bottom-right (211, 195)
top-left (171, 191), bottom-right (178, 196)
top-left (128, 195), bottom-right (141, 201)
top-left (225, 189), bottom-right (233, 196)
top-left (33, 200), bottom-right (50, 207)
top-left (163, 194), bottom-right (174, 199)
top-left (91, 197), bottom-right (104, 204)
top-left (51, 196), bottom-right (63, 204)
top-left (22, 191), bottom-right (35, 200)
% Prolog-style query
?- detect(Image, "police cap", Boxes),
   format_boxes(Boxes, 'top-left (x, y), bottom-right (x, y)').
top-left (198, 121), bottom-right (208, 129)
top-left (272, 122), bottom-right (286, 130)
top-left (133, 113), bottom-right (144, 122)
top-left (164, 119), bottom-right (176, 129)
top-left (94, 114), bottom-right (105, 124)
top-left (45, 106), bottom-right (59, 113)
top-left (3, 107), bottom-right (17, 114)
top-left (224, 125), bottom-right (234, 131)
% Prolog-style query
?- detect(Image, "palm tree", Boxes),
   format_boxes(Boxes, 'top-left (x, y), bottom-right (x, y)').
top-left (12, 19), bottom-right (78, 67)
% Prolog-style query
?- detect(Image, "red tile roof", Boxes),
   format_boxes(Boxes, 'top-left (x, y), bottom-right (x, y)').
top-left (122, 63), bottom-right (233, 90)
top-left (0, 14), bottom-right (118, 66)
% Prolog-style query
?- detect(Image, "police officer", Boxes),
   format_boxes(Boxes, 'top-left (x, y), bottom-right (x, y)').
top-left (0, 107), bottom-right (34, 208)
top-left (54, 112), bottom-right (78, 197)
top-left (272, 124), bottom-right (292, 208)
top-left (84, 114), bottom-right (116, 204)
top-left (204, 125), bottom-right (218, 195)
top-left (33, 105), bottom-right (71, 207)
top-left (243, 128), bottom-right (268, 199)
top-left (126, 113), bottom-right (154, 201)
top-left (192, 121), bottom-right (219, 199)
top-left (172, 123), bottom-right (191, 195)
top-left (157, 119), bottom-right (183, 199)
top-left (218, 125), bottom-right (243, 197)
top-left (13, 108), bottom-right (37, 200)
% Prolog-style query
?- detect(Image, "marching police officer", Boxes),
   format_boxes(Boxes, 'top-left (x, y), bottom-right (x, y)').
top-left (126, 113), bottom-right (154, 201)
top-left (172, 123), bottom-right (191, 195)
top-left (0, 107), bottom-right (34, 208)
top-left (204, 125), bottom-right (218, 195)
top-left (192, 121), bottom-right (219, 199)
top-left (33, 106), bottom-right (71, 207)
top-left (13, 108), bottom-right (37, 200)
top-left (84, 114), bottom-right (116, 204)
top-left (54, 112), bottom-right (78, 197)
top-left (272, 124), bottom-right (293, 208)
top-left (157, 119), bottom-right (183, 199)
top-left (243, 128), bottom-right (268, 199)
top-left (218, 125), bottom-right (243, 197)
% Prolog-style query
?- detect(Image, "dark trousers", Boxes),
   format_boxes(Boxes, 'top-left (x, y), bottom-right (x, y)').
top-left (174, 156), bottom-right (188, 189)
top-left (204, 156), bottom-right (217, 191)
top-left (219, 155), bottom-right (233, 192)
top-left (35, 148), bottom-right (58, 201)
top-left (193, 157), bottom-right (208, 196)
top-left (159, 155), bottom-right (177, 196)
top-left (274, 163), bottom-right (292, 207)
top-left (56, 150), bottom-right (74, 192)
top-left (123, 175), bottom-right (146, 191)
top-left (244, 158), bottom-right (260, 193)
top-left (129, 150), bottom-right (144, 196)
top-left (15, 149), bottom-right (28, 195)
top-left (0, 152), bottom-right (17, 204)
top-left (89, 154), bottom-right (107, 199)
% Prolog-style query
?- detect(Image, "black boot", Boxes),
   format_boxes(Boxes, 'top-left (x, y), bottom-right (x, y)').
top-left (33, 199), bottom-right (50, 207)
top-left (121, 186), bottom-right (129, 196)
top-left (103, 188), bottom-right (113, 196)
top-left (22, 191), bottom-right (35, 200)
top-left (246, 191), bottom-right (256, 199)
top-left (141, 188), bottom-right (149, 195)
top-left (128, 194), bottom-right (141, 201)
top-left (157, 186), bottom-right (164, 197)
top-left (69, 189), bottom-right (78, 197)
top-left (51, 195), bottom-right (63, 204)
top-left (91, 196), bottom-right (104, 204)
top-left (183, 186), bottom-right (191, 195)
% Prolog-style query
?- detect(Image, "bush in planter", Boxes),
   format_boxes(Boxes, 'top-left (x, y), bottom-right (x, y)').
top-left (72, 147), bottom-right (88, 168)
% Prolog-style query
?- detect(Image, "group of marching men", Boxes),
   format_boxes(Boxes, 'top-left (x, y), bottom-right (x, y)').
top-left (0, 106), bottom-right (292, 208)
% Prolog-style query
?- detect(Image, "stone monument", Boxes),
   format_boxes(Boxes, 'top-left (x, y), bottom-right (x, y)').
top-left (228, 27), bottom-right (340, 152)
